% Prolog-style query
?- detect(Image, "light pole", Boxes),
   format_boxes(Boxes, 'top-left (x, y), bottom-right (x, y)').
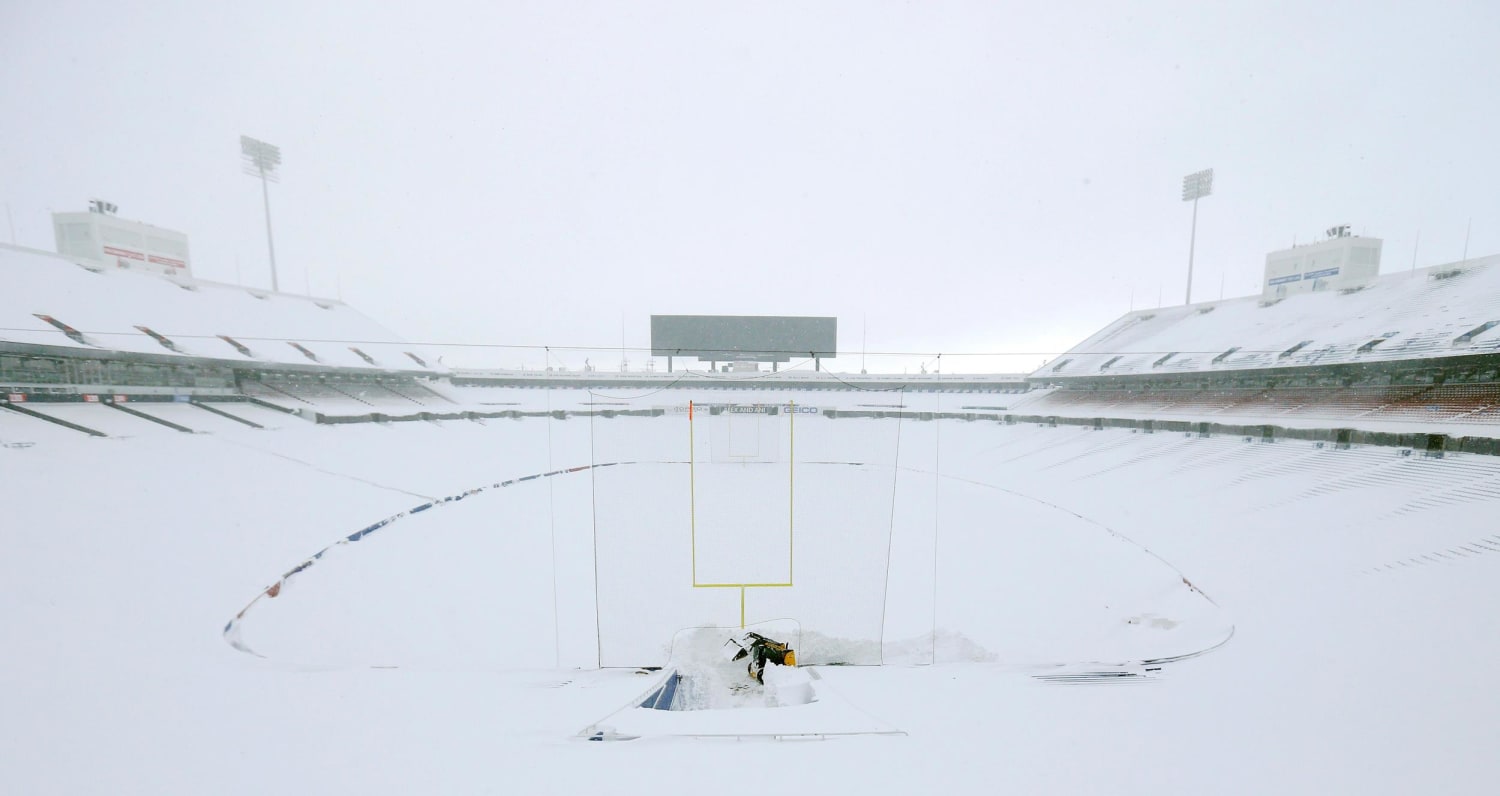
top-left (1181, 168), bottom-right (1213, 305)
top-left (241, 135), bottom-right (282, 292)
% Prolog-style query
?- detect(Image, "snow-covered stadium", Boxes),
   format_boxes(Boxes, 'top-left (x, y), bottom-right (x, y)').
top-left (7, 231), bottom-right (1500, 794)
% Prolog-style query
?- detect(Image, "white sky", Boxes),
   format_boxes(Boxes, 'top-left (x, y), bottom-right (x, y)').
top-left (3, 1), bottom-right (1498, 372)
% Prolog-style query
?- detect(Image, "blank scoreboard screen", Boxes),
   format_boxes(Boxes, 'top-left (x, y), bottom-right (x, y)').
top-left (650, 315), bottom-right (836, 363)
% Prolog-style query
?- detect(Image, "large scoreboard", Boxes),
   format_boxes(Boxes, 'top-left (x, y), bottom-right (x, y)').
top-left (651, 315), bottom-right (837, 365)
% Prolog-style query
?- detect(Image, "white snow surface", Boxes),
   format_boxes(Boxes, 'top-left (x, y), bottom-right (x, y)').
top-left (0, 243), bottom-right (445, 372)
top-left (1036, 253), bottom-right (1500, 378)
top-left (591, 623), bottom-right (898, 740)
top-left (4, 385), bottom-right (1500, 794)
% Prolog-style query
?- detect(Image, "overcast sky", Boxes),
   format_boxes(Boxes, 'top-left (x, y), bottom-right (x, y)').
top-left (3, 1), bottom-right (1498, 372)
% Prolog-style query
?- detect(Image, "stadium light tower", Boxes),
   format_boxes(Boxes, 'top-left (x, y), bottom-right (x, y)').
top-left (241, 135), bottom-right (282, 292)
top-left (1181, 168), bottom-right (1214, 305)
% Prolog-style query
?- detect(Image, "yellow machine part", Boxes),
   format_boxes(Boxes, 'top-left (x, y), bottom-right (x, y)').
top-left (784, 650), bottom-right (796, 667)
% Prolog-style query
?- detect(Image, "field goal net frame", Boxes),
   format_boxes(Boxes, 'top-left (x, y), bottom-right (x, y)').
top-left (688, 400), bottom-right (797, 627)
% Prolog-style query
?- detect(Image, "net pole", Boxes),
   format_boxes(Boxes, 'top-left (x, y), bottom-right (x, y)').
top-left (689, 401), bottom-right (697, 585)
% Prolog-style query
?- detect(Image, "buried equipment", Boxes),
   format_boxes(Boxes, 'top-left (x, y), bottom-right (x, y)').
top-left (725, 631), bottom-right (797, 684)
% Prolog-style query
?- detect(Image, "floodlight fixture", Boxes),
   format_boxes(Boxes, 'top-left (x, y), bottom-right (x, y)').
top-left (1181, 168), bottom-right (1213, 202)
top-left (240, 136), bottom-right (281, 182)
top-left (1181, 168), bottom-right (1214, 305)
top-left (240, 135), bottom-right (282, 291)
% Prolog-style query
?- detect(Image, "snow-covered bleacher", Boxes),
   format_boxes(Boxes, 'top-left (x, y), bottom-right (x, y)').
top-left (1014, 252), bottom-right (1500, 431)
top-left (0, 244), bottom-right (445, 374)
top-left (1016, 378), bottom-right (1500, 430)
top-left (1036, 254), bottom-right (1500, 380)
top-left (240, 376), bottom-right (457, 414)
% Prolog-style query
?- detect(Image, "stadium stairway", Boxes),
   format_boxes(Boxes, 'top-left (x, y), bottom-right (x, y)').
top-left (190, 400), bottom-right (265, 429)
top-left (370, 384), bottom-right (425, 406)
top-left (323, 382), bottom-right (378, 407)
top-left (414, 383), bottom-right (460, 405)
top-left (242, 379), bottom-right (314, 406)
top-left (107, 401), bottom-right (194, 432)
top-left (0, 402), bottom-right (107, 437)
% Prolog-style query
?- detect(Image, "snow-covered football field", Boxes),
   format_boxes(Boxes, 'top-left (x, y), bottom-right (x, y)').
top-left (4, 386), bottom-right (1497, 794)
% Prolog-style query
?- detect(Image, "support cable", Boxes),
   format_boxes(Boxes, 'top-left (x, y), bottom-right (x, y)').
top-left (931, 362), bottom-right (941, 665)
top-left (545, 377), bottom-right (561, 668)
top-left (878, 385), bottom-right (908, 665)
top-left (588, 389), bottom-right (603, 668)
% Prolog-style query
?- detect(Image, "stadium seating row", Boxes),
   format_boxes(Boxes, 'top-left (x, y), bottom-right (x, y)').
top-left (1024, 382), bottom-right (1500, 426)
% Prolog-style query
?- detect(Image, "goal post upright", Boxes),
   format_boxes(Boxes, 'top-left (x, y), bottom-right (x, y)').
top-left (689, 400), bottom-right (697, 585)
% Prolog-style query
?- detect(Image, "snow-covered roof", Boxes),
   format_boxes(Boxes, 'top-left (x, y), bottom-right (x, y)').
top-left (1037, 253), bottom-right (1500, 380)
top-left (0, 244), bottom-right (445, 374)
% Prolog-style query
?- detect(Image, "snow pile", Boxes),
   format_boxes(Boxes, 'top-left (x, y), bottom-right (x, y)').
top-left (659, 623), bottom-right (812, 711)
top-left (585, 621), bottom-right (898, 739)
